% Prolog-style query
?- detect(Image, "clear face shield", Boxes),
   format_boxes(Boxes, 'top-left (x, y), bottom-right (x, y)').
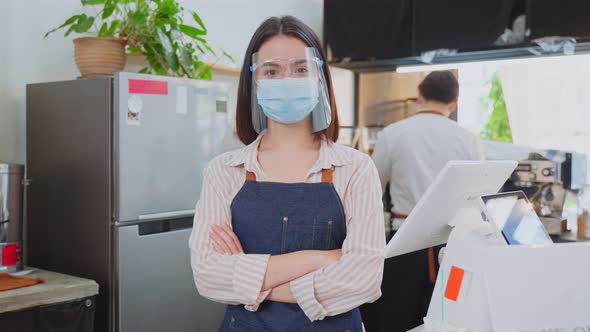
top-left (250, 47), bottom-right (332, 134)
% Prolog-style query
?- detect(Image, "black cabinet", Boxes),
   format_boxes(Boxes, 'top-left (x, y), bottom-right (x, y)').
top-left (0, 297), bottom-right (96, 332)
top-left (324, 0), bottom-right (590, 62)
top-left (527, 0), bottom-right (590, 38)
top-left (324, 0), bottom-right (413, 61)
top-left (412, 0), bottom-right (513, 53)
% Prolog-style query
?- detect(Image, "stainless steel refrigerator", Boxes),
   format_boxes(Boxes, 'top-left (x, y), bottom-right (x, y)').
top-left (26, 72), bottom-right (240, 332)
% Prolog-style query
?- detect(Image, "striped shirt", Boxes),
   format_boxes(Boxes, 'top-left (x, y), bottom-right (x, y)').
top-left (188, 133), bottom-right (385, 322)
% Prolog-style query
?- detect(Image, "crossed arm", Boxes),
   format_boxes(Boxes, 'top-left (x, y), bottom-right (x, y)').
top-left (210, 224), bottom-right (342, 303)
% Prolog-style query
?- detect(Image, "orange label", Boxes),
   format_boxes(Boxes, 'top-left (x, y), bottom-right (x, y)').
top-left (444, 266), bottom-right (464, 301)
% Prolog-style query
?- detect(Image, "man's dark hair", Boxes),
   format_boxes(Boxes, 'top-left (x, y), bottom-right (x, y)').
top-left (418, 71), bottom-right (459, 104)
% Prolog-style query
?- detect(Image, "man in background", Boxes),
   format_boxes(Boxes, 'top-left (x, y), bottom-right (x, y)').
top-left (362, 71), bottom-right (484, 332)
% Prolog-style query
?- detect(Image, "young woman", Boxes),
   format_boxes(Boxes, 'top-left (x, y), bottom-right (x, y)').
top-left (189, 16), bottom-right (385, 331)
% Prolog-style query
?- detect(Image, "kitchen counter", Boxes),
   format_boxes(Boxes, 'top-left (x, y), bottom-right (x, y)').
top-left (552, 232), bottom-right (590, 243)
top-left (0, 268), bottom-right (98, 313)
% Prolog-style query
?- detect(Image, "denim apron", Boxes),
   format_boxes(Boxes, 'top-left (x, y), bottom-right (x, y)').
top-left (219, 168), bottom-right (363, 332)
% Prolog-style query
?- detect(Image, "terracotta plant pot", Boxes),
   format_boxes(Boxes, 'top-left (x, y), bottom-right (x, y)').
top-left (73, 37), bottom-right (126, 78)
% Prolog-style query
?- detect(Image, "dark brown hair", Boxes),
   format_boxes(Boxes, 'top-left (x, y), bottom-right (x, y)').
top-left (235, 16), bottom-right (339, 145)
top-left (418, 71), bottom-right (459, 104)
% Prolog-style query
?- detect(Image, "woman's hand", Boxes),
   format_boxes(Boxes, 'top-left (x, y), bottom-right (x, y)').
top-left (210, 224), bottom-right (244, 254)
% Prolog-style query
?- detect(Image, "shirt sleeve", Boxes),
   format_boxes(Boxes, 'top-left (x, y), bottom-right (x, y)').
top-left (371, 130), bottom-right (392, 191)
top-left (289, 155), bottom-right (386, 321)
top-left (188, 162), bottom-right (270, 307)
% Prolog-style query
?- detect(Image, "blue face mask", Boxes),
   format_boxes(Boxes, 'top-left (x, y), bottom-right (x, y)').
top-left (256, 77), bottom-right (319, 124)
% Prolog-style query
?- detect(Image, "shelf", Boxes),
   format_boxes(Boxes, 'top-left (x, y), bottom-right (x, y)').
top-left (329, 41), bottom-right (590, 72)
top-left (210, 63), bottom-right (241, 77)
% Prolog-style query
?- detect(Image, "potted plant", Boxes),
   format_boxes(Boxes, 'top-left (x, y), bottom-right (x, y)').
top-left (45, 0), bottom-right (231, 79)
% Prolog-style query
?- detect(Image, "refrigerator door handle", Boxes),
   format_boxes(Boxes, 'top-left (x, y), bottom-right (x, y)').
top-left (136, 217), bottom-right (194, 236)
top-left (138, 209), bottom-right (195, 221)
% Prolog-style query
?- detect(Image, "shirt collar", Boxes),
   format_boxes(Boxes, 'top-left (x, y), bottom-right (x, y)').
top-left (227, 133), bottom-right (263, 169)
top-left (226, 133), bottom-right (352, 172)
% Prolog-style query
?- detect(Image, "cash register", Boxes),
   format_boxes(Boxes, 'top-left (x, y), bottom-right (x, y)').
top-left (386, 160), bottom-right (590, 332)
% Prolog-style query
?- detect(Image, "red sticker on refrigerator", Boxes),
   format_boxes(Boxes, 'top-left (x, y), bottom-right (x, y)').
top-left (128, 79), bottom-right (168, 95)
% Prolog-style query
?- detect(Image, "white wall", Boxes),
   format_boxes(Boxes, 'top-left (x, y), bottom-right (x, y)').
top-left (0, 0), bottom-right (323, 164)
top-left (454, 54), bottom-right (590, 184)
top-left (498, 54), bottom-right (590, 184)
top-left (457, 63), bottom-right (499, 136)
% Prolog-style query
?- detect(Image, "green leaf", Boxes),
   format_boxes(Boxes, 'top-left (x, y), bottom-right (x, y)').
top-left (181, 45), bottom-right (194, 67)
top-left (130, 9), bottom-right (148, 26)
top-left (195, 44), bottom-right (205, 54)
top-left (192, 11), bottom-right (207, 33)
top-left (102, 0), bottom-right (116, 19)
top-left (179, 24), bottom-right (205, 38)
top-left (45, 15), bottom-right (81, 38)
top-left (75, 15), bottom-right (95, 33)
top-left (155, 28), bottom-right (179, 73)
top-left (166, 51), bottom-right (180, 72)
top-left (156, 27), bottom-right (173, 53)
top-left (222, 50), bottom-right (234, 62)
top-left (157, 0), bottom-right (180, 17)
top-left (127, 45), bottom-right (143, 53)
top-left (64, 24), bottom-right (78, 37)
top-left (137, 0), bottom-right (149, 13)
top-left (162, 16), bottom-right (179, 28)
top-left (138, 67), bottom-right (150, 74)
top-left (145, 47), bottom-right (167, 75)
top-left (204, 44), bottom-right (216, 56)
top-left (178, 24), bottom-right (206, 43)
top-left (197, 65), bottom-right (212, 80)
top-left (107, 19), bottom-right (120, 36)
top-left (193, 60), bottom-right (204, 71)
top-left (98, 22), bottom-right (109, 37)
top-left (81, 0), bottom-right (105, 4)
top-left (192, 35), bottom-right (207, 43)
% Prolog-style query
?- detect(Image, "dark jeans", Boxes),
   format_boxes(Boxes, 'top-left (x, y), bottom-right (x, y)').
top-left (360, 243), bottom-right (443, 332)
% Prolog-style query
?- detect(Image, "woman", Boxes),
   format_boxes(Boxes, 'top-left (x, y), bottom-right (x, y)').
top-left (189, 16), bottom-right (385, 331)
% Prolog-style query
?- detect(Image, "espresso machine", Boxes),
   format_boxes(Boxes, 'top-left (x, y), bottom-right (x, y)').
top-left (0, 162), bottom-right (24, 273)
top-left (486, 142), bottom-right (587, 234)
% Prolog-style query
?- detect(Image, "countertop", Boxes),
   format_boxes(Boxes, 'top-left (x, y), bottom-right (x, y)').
top-left (552, 232), bottom-right (590, 243)
top-left (0, 268), bottom-right (99, 313)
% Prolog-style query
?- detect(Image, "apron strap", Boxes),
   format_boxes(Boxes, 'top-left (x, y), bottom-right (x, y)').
top-left (427, 247), bottom-right (436, 284)
top-left (245, 171), bottom-right (257, 182)
top-left (321, 168), bottom-right (334, 183)
top-left (245, 169), bottom-right (334, 183)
